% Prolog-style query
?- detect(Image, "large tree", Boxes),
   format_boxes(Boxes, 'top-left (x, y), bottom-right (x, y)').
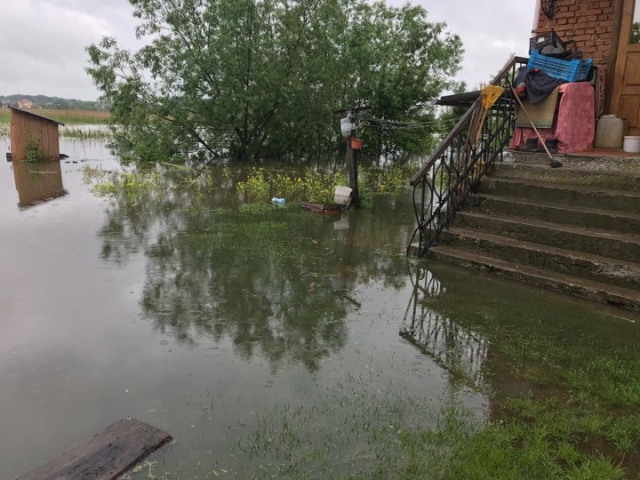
top-left (87, 0), bottom-right (462, 163)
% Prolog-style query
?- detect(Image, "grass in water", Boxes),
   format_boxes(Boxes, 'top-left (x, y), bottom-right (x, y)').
top-left (237, 164), bottom-right (412, 207)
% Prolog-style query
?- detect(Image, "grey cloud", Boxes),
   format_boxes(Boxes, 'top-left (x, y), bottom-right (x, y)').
top-left (0, 0), bottom-right (534, 100)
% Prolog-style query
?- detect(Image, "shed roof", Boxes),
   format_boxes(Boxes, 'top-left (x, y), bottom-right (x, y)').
top-left (436, 91), bottom-right (480, 107)
top-left (9, 106), bottom-right (65, 126)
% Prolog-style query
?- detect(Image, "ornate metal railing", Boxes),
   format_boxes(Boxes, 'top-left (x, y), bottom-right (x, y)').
top-left (401, 264), bottom-right (489, 388)
top-left (407, 56), bottom-right (529, 256)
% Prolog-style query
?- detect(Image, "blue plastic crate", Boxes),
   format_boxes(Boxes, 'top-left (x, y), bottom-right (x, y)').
top-left (527, 50), bottom-right (593, 82)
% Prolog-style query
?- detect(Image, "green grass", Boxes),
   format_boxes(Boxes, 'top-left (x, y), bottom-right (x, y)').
top-left (0, 107), bottom-right (110, 125)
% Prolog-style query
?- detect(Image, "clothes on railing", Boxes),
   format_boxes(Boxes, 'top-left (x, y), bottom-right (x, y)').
top-left (510, 82), bottom-right (595, 154)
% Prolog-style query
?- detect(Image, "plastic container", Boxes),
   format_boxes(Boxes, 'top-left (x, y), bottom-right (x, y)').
top-left (623, 136), bottom-right (640, 153)
top-left (334, 186), bottom-right (353, 206)
top-left (528, 50), bottom-right (593, 82)
top-left (340, 117), bottom-right (353, 138)
top-left (530, 30), bottom-right (565, 54)
top-left (271, 197), bottom-right (286, 206)
top-left (351, 137), bottom-right (363, 150)
top-left (595, 115), bottom-right (626, 149)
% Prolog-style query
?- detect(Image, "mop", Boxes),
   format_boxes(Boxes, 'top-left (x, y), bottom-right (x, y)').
top-left (510, 86), bottom-right (563, 169)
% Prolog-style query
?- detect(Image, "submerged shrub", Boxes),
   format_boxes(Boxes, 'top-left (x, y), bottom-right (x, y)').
top-left (237, 164), bottom-right (412, 206)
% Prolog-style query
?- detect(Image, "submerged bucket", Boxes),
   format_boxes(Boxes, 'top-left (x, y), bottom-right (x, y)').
top-left (334, 186), bottom-right (353, 206)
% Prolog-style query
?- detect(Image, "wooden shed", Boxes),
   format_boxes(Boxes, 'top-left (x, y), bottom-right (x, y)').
top-left (9, 107), bottom-right (64, 161)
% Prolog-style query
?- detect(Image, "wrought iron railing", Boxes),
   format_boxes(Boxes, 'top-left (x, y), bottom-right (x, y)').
top-left (407, 56), bottom-right (529, 256)
top-left (401, 263), bottom-right (488, 388)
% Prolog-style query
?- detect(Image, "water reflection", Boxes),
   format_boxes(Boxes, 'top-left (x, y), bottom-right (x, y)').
top-left (12, 161), bottom-right (67, 208)
top-left (96, 172), bottom-right (414, 372)
top-left (401, 264), bottom-right (489, 389)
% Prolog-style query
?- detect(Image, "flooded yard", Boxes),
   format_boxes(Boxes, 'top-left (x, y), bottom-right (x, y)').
top-left (2, 137), bottom-right (640, 478)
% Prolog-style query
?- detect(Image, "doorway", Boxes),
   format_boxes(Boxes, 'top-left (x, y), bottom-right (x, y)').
top-left (610, 0), bottom-right (640, 134)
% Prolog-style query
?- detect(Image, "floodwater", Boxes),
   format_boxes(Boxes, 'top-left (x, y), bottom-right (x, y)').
top-left (1, 137), bottom-right (639, 478)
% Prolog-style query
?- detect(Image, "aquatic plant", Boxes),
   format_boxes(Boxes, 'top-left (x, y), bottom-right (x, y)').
top-left (60, 126), bottom-right (112, 140)
top-left (25, 136), bottom-right (41, 162)
top-left (237, 164), bottom-right (412, 207)
top-left (236, 167), bottom-right (347, 204)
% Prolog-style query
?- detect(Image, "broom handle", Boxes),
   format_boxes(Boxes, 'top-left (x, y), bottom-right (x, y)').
top-left (510, 86), bottom-right (554, 160)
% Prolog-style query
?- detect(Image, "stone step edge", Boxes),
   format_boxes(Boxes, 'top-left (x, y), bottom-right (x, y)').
top-left (496, 162), bottom-right (640, 178)
top-left (445, 227), bottom-right (640, 271)
top-left (485, 176), bottom-right (640, 198)
top-left (428, 246), bottom-right (640, 312)
top-left (475, 193), bottom-right (640, 223)
top-left (457, 211), bottom-right (640, 245)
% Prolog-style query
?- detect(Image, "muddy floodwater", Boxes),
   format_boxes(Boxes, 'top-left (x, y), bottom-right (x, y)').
top-left (1, 137), bottom-right (640, 478)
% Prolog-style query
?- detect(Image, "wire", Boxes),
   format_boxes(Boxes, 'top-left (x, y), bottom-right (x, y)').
top-left (355, 113), bottom-right (463, 128)
top-left (355, 114), bottom-right (463, 132)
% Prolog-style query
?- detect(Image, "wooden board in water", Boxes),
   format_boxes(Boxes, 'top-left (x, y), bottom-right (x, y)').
top-left (16, 418), bottom-right (172, 480)
top-left (302, 202), bottom-right (342, 215)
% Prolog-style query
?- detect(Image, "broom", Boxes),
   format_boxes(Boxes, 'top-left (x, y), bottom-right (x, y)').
top-left (510, 86), bottom-right (563, 168)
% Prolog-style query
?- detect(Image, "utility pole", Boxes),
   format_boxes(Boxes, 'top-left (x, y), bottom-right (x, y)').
top-left (334, 106), bottom-right (370, 209)
top-left (345, 112), bottom-right (359, 207)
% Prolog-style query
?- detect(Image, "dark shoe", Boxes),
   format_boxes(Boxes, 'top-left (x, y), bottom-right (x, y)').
top-left (550, 158), bottom-right (563, 168)
top-left (542, 139), bottom-right (558, 154)
top-left (519, 137), bottom-right (539, 152)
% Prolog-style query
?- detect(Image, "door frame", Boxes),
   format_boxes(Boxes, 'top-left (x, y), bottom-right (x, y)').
top-left (607, 0), bottom-right (635, 114)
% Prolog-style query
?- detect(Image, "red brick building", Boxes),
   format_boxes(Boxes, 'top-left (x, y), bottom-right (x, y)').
top-left (534, 0), bottom-right (640, 132)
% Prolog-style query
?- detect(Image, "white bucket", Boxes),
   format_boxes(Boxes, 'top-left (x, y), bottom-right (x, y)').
top-left (623, 136), bottom-right (640, 153)
top-left (334, 186), bottom-right (353, 206)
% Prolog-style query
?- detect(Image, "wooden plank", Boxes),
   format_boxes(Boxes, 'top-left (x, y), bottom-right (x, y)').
top-left (39, 118), bottom-right (49, 159)
top-left (302, 202), bottom-right (342, 215)
top-left (16, 419), bottom-right (172, 480)
top-left (50, 124), bottom-right (59, 160)
top-left (12, 111), bottom-right (26, 161)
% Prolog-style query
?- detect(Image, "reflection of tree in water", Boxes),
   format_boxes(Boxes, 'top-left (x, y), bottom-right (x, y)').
top-left (97, 179), bottom-right (412, 372)
top-left (401, 264), bottom-right (489, 388)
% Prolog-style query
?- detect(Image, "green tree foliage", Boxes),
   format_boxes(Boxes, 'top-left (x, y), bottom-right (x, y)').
top-left (86, 0), bottom-right (463, 164)
top-left (633, 22), bottom-right (640, 44)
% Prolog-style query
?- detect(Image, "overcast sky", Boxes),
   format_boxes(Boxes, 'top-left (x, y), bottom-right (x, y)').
top-left (0, 0), bottom-right (535, 101)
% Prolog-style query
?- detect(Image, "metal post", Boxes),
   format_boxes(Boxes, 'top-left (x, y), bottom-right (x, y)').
top-left (346, 113), bottom-right (360, 208)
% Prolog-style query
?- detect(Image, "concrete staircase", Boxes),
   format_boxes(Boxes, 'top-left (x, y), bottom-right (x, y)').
top-left (427, 152), bottom-right (640, 312)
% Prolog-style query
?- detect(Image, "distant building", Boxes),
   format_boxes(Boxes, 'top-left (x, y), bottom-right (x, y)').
top-left (17, 99), bottom-right (34, 109)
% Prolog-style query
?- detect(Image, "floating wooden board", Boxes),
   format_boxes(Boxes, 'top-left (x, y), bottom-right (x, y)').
top-left (302, 202), bottom-right (342, 215)
top-left (16, 418), bottom-right (172, 480)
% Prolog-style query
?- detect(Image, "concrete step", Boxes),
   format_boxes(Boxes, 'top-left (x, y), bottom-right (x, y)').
top-left (427, 246), bottom-right (640, 312)
top-left (476, 194), bottom-right (640, 236)
top-left (455, 211), bottom-right (640, 263)
top-left (495, 163), bottom-right (640, 191)
top-left (441, 228), bottom-right (640, 290)
top-left (508, 151), bottom-right (640, 171)
top-left (481, 177), bottom-right (640, 214)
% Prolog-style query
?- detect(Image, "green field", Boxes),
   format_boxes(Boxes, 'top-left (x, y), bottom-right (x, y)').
top-left (0, 107), bottom-right (110, 125)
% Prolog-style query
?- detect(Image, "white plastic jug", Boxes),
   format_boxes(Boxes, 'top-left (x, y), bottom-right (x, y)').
top-left (595, 115), bottom-right (626, 149)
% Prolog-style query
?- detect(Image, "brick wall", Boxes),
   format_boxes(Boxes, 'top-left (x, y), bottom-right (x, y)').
top-left (535, 0), bottom-right (621, 113)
